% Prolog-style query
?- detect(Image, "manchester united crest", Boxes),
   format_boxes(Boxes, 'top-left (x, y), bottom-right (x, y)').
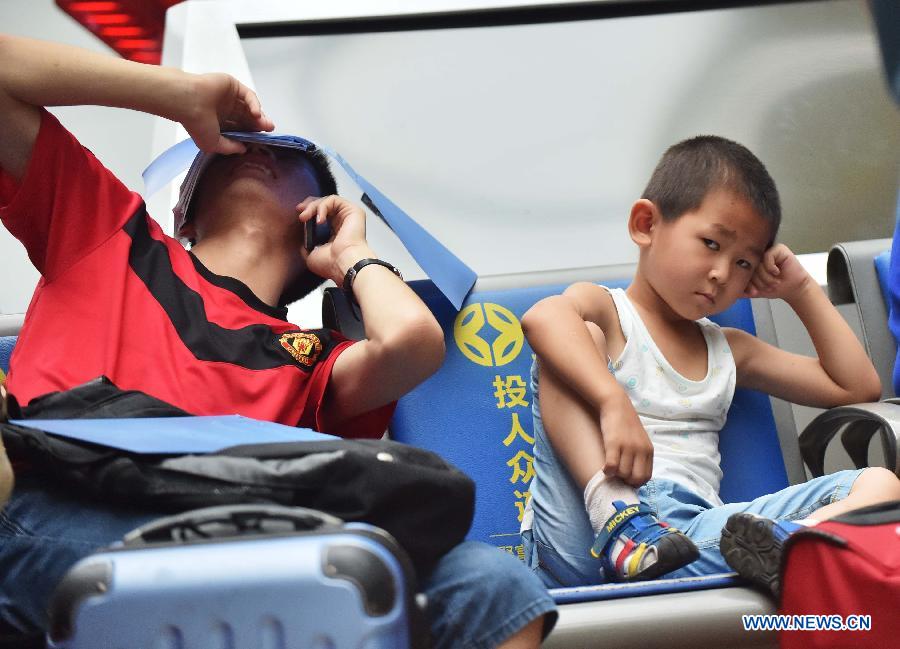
top-left (279, 332), bottom-right (323, 366)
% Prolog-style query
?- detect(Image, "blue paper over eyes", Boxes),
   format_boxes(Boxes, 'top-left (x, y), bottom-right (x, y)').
top-left (142, 132), bottom-right (476, 309)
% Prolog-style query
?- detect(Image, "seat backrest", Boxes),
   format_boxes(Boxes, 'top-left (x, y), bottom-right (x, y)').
top-left (391, 277), bottom-right (790, 553)
top-left (827, 238), bottom-right (895, 398)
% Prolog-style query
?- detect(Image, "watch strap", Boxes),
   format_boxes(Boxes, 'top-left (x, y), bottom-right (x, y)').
top-left (342, 259), bottom-right (403, 297)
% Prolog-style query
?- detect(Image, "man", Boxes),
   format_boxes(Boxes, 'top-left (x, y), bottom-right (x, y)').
top-left (0, 34), bottom-right (555, 648)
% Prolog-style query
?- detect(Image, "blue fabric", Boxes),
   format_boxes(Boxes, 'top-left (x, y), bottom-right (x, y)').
top-left (547, 572), bottom-right (741, 604)
top-left (0, 476), bottom-right (556, 646)
top-left (890, 196), bottom-right (900, 395)
top-left (9, 416), bottom-right (333, 454)
top-left (392, 280), bottom-right (789, 556)
top-left (524, 469), bottom-right (862, 588)
top-left (875, 250), bottom-right (891, 309)
top-left (0, 336), bottom-right (15, 376)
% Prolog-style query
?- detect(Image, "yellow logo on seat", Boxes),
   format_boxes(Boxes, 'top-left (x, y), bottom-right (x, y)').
top-left (279, 332), bottom-right (323, 366)
top-left (453, 303), bottom-right (524, 367)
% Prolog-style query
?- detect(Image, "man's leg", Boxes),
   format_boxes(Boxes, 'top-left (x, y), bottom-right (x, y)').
top-left (421, 540), bottom-right (557, 649)
top-left (1, 478), bottom-right (558, 646)
top-left (498, 617), bottom-right (544, 649)
top-left (0, 477), bottom-right (160, 633)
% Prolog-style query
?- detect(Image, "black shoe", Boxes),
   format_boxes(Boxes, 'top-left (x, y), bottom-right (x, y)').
top-left (720, 512), bottom-right (802, 597)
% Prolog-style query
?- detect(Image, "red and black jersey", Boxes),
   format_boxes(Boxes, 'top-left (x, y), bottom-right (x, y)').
top-left (0, 110), bottom-right (391, 438)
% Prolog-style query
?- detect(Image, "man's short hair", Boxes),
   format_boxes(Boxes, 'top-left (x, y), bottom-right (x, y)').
top-left (641, 135), bottom-right (781, 244)
top-left (305, 148), bottom-right (338, 198)
top-left (277, 148), bottom-right (337, 307)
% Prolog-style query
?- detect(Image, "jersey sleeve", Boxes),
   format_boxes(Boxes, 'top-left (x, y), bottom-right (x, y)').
top-left (0, 109), bottom-right (141, 280)
top-left (296, 330), bottom-right (397, 439)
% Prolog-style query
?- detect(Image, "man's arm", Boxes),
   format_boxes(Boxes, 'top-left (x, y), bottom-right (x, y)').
top-left (728, 244), bottom-right (882, 407)
top-left (0, 34), bottom-right (273, 182)
top-left (298, 196), bottom-right (445, 430)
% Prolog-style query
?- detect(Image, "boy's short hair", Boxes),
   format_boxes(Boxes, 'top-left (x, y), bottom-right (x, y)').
top-left (641, 135), bottom-right (781, 244)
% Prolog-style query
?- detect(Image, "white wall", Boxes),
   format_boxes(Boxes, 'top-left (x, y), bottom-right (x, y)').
top-left (0, 0), bottom-right (155, 315)
top-left (239, 0), bottom-right (898, 281)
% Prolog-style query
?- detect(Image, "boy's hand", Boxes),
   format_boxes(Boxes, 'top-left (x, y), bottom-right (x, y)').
top-left (297, 195), bottom-right (372, 284)
top-left (744, 243), bottom-right (811, 302)
top-left (598, 394), bottom-right (654, 487)
top-left (181, 73), bottom-right (274, 156)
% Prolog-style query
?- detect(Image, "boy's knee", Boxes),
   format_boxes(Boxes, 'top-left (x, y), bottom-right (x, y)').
top-left (584, 321), bottom-right (605, 350)
top-left (855, 467), bottom-right (900, 499)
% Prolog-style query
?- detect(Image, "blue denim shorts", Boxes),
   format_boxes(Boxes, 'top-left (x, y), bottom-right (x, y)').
top-left (0, 477), bottom-right (557, 648)
top-left (524, 470), bottom-right (863, 588)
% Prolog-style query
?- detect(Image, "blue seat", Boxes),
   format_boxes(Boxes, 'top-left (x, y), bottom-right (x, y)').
top-left (392, 278), bottom-right (789, 550)
top-left (389, 270), bottom-right (795, 647)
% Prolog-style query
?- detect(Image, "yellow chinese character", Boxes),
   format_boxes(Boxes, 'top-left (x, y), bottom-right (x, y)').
top-left (507, 450), bottom-right (535, 484)
top-left (513, 489), bottom-right (531, 522)
top-left (502, 412), bottom-right (535, 447)
top-left (515, 544), bottom-right (525, 562)
top-left (498, 545), bottom-right (514, 555)
top-left (492, 375), bottom-right (529, 409)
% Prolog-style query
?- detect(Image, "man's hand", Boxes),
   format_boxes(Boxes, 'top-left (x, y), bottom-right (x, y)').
top-left (597, 393), bottom-right (654, 487)
top-left (297, 195), bottom-right (372, 283)
top-left (180, 73), bottom-right (274, 155)
top-left (744, 243), bottom-right (811, 302)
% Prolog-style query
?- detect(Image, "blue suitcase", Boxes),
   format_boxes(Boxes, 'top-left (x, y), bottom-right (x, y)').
top-left (46, 505), bottom-right (424, 648)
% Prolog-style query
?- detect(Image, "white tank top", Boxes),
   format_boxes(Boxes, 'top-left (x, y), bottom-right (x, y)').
top-left (606, 287), bottom-right (736, 506)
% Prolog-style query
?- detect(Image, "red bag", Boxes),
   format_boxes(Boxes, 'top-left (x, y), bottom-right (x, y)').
top-left (779, 500), bottom-right (900, 649)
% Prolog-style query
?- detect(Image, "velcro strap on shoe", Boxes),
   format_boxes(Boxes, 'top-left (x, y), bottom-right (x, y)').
top-left (591, 501), bottom-right (645, 557)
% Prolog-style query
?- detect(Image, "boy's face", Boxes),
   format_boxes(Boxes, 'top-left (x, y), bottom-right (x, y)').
top-left (186, 145), bottom-right (321, 240)
top-left (641, 189), bottom-right (772, 320)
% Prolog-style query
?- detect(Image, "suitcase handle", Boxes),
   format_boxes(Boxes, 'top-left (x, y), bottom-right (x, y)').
top-left (121, 504), bottom-right (345, 546)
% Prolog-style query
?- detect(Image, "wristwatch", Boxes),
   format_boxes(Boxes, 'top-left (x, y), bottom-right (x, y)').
top-left (342, 258), bottom-right (403, 301)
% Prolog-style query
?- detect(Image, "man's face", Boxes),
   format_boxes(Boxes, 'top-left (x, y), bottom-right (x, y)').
top-left (186, 144), bottom-right (321, 238)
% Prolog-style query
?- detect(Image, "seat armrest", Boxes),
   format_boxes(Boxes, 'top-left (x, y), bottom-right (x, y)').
top-left (798, 401), bottom-right (900, 477)
top-left (321, 287), bottom-right (365, 341)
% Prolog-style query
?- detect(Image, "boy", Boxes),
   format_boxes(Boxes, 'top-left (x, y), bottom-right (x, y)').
top-left (0, 34), bottom-right (554, 648)
top-left (520, 135), bottom-right (900, 588)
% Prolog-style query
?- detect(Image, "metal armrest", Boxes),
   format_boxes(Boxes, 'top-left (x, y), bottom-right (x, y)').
top-left (798, 402), bottom-right (900, 477)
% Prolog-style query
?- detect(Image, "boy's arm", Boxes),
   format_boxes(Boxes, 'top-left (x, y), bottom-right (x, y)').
top-left (521, 282), bottom-right (653, 486)
top-left (0, 34), bottom-right (273, 182)
top-left (726, 244), bottom-right (881, 407)
top-left (298, 196), bottom-right (446, 431)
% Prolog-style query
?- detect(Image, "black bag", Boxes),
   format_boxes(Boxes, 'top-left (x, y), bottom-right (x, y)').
top-left (1, 377), bottom-right (475, 573)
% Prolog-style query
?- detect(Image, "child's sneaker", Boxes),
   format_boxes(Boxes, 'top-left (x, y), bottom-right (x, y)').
top-left (719, 512), bottom-right (803, 597)
top-left (590, 500), bottom-right (699, 581)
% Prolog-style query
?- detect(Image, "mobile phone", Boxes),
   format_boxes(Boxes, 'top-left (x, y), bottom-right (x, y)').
top-left (304, 219), bottom-right (332, 252)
